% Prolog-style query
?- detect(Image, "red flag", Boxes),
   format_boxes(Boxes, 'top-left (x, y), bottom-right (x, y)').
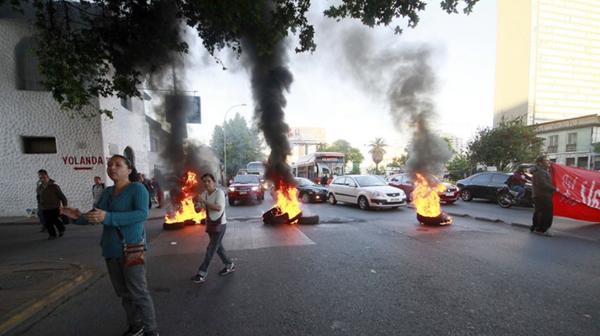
top-left (550, 163), bottom-right (600, 222)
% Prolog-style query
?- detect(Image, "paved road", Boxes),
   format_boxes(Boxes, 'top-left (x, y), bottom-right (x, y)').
top-left (9, 195), bottom-right (600, 336)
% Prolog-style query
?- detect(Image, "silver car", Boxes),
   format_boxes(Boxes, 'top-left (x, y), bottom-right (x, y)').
top-left (327, 175), bottom-right (407, 210)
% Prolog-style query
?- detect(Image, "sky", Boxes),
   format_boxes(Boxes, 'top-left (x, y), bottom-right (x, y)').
top-left (181, 0), bottom-right (497, 162)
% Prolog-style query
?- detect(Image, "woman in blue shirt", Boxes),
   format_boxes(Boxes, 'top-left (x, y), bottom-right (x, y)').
top-left (62, 155), bottom-right (158, 336)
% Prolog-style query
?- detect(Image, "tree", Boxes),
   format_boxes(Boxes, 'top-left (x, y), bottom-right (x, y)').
top-left (467, 118), bottom-right (544, 172)
top-left (209, 113), bottom-right (265, 179)
top-left (445, 152), bottom-right (471, 182)
top-left (368, 137), bottom-right (387, 174)
top-left (387, 154), bottom-right (408, 172)
top-left (319, 139), bottom-right (364, 174)
top-left (0, 0), bottom-right (480, 116)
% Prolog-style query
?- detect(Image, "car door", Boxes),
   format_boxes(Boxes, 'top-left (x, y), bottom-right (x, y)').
top-left (468, 173), bottom-right (492, 199)
top-left (488, 173), bottom-right (510, 200)
top-left (346, 177), bottom-right (360, 203)
top-left (331, 177), bottom-right (348, 202)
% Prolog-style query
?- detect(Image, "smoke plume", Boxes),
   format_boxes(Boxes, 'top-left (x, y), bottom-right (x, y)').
top-left (241, 5), bottom-right (295, 189)
top-left (338, 26), bottom-right (451, 179)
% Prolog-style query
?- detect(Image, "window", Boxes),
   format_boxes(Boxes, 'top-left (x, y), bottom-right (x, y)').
top-left (492, 174), bottom-right (509, 184)
top-left (14, 37), bottom-right (46, 91)
top-left (547, 135), bottom-right (558, 153)
top-left (347, 178), bottom-right (357, 187)
top-left (577, 157), bottom-right (588, 169)
top-left (22, 136), bottom-right (56, 154)
top-left (470, 174), bottom-right (491, 185)
top-left (332, 177), bottom-right (346, 185)
top-left (566, 133), bottom-right (577, 152)
top-left (566, 158), bottom-right (575, 166)
top-left (150, 137), bottom-right (159, 152)
top-left (120, 97), bottom-right (132, 111)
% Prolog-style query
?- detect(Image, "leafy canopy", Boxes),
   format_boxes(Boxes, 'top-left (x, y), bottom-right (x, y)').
top-left (1, 0), bottom-right (480, 116)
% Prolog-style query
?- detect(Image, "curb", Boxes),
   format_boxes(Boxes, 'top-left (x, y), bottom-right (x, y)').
top-left (0, 265), bottom-right (96, 336)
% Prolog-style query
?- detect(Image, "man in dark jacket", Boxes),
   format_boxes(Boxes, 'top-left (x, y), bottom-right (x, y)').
top-left (530, 156), bottom-right (556, 236)
top-left (37, 169), bottom-right (68, 239)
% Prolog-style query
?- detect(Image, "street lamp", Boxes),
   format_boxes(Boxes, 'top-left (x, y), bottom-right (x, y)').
top-left (223, 103), bottom-right (247, 184)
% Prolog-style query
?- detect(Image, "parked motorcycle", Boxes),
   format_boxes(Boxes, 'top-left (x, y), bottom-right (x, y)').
top-left (497, 183), bottom-right (533, 208)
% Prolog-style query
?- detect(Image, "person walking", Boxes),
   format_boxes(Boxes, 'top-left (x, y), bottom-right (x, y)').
top-left (61, 155), bottom-right (159, 336)
top-left (530, 155), bottom-right (557, 236)
top-left (92, 176), bottom-right (106, 208)
top-left (35, 179), bottom-right (46, 233)
top-left (151, 177), bottom-right (163, 208)
top-left (191, 173), bottom-right (235, 283)
top-left (37, 169), bottom-right (67, 239)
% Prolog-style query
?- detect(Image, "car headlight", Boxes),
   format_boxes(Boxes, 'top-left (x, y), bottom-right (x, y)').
top-left (228, 187), bottom-right (235, 192)
top-left (372, 191), bottom-right (384, 197)
top-left (251, 186), bottom-right (259, 191)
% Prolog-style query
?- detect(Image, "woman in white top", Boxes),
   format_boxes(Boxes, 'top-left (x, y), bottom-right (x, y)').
top-left (192, 173), bottom-right (235, 283)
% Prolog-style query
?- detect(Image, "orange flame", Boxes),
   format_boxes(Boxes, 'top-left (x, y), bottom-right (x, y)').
top-left (165, 171), bottom-right (206, 224)
top-left (412, 173), bottom-right (446, 217)
top-left (274, 183), bottom-right (302, 223)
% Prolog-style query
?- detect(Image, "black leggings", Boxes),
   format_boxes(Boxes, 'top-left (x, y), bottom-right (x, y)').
top-left (532, 197), bottom-right (553, 232)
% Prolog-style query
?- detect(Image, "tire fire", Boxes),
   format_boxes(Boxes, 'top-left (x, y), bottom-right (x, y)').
top-left (412, 173), bottom-right (453, 226)
top-left (164, 170), bottom-right (206, 229)
top-left (263, 182), bottom-right (303, 225)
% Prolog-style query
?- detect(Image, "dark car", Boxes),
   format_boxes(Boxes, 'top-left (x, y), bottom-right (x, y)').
top-left (387, 173), bottom-right (460, 204)
top-left (456, 172), bottom-right (511, 202)
top-left (295, 177), bottom-right (328, 203)
top-left (227, 174), bottom-right (264, 206)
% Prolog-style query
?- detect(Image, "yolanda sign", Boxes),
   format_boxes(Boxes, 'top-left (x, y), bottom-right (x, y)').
top-left (551, 163), bottom-right (600, 222)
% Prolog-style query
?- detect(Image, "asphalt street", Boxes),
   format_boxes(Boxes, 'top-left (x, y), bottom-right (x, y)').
top-left (7, 196), bottom-right (600, 336)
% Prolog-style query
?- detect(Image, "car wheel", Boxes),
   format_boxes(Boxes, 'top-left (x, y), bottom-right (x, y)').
top-left (460, 190), bottom-right (473, 201)
top-left (358, 196), bottom-right (370, 210)
top-left (228, 199), bottom-right (235, 206)
top-left (328, 193), bottom-right (337, 205)
top-left (301, 193), bottom-right (311, 203)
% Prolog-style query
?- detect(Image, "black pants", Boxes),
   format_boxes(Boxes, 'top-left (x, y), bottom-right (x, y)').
top-left (198, 225), bottom-right (231, 274)
top-left (532, 197), bottom-right (553, 232)
top-left (42, 208), bottom-right (65, 237)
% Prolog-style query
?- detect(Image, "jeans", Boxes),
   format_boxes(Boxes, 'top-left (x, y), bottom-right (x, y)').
top-left (198, 225), bottom-right (231, 274)
top-left (532, 196), bottom-right (554, 232)
top-left (511, 185), bottom-right (525, 200)
top-left (42, 208), bottom-right (64, 237)
top-left (106, 258), bottom-right (158, 333)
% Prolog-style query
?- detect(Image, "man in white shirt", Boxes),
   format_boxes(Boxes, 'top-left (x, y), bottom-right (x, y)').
top-left (192, 173), bottom-right (235, 283)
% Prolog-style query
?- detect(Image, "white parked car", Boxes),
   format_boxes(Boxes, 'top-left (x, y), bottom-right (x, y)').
top-left (327, 175), bottom-right (407, 210)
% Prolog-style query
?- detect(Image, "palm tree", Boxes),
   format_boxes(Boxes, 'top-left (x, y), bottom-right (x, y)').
top-left (368, 137), bottom-right (387, 174)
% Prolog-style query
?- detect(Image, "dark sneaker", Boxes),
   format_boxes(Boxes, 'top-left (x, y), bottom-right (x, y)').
top-left (121, 325), bottom-right (144, 336)
top-left (192, 273), bottom-right (207, 283)
top-left (219, 263), bottom-right (235, 276)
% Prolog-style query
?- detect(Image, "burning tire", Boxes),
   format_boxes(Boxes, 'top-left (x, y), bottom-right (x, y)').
top-left (416, 212), bottom-right (453, 226)
top-left (298, 215), bottom-right (319, 225)
top-left (163, 222), bottom-right (185, 230)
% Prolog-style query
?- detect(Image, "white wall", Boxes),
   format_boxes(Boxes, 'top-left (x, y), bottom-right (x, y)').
top-left (0, 19), bottom-right (105, 216)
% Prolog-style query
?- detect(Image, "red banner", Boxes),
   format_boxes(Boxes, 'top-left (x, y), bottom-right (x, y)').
top-left (551, 163), bottom-right (600, 223)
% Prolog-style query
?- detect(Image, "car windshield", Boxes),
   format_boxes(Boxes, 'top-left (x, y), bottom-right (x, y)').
top-left (354, 175), bottom-right (387, 187)
top-left (233, 175), bottom-right (259, 184)
top-left (296, 178), bottom-right (315, 186)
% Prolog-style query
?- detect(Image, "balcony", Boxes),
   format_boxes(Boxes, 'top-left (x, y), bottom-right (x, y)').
top-left (547, 145), bottom-right (558, 153)
top-left (566, 144), bottom-right (577, 152)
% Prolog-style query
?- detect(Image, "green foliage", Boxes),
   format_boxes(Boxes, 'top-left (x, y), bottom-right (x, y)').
top-left (446, 152), bottom-right (470, 182)
top-left (387, 154), bottom-right (408, 170)
top-left (209, 113), bottom-right (265, 179)
top-left (319, 139), bottom-right (364, 175)
top-left (467, 118), bottom-right (544, 172)
top-left (368, 137), bottom-right (387, 174)
top-left (1, 0), bottom-right (479, 117)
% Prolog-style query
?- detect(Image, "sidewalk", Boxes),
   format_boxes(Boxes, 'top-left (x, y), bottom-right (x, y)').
top-left (0, 208), bottom-right (166, 336)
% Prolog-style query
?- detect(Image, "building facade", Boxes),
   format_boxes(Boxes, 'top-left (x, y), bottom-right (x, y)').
top-left (534, 114), bottom-right (600, 170)
top-left (288, 127), bottom-right (327, 164)
top-left (494, 0), bottom-right (600, 126)
top-left (0, 12), bottom-right (169, 216)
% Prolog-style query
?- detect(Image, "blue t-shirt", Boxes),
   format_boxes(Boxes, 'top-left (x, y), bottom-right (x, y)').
top-left (76, 182), bottom-right (149, 258)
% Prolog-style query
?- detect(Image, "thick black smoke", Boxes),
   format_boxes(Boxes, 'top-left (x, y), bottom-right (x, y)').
top-left (338, 26), bottom-right (451, 181)
top-left (241, 6), bottom-right (295, 190)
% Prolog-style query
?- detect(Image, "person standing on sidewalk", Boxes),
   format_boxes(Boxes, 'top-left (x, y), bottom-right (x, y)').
top-left (530, 155), bottom-right (557, 236)
top-left (37, 169), bottom-right (67, 239)
top-left (35, 179), bottom-right (46, 233)
top-left (92, 176), bottom-right (105, 208)
top-left (191, 173), bottom-right (235, 284)
top-left (61, 155), bottom-right (159, 336)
